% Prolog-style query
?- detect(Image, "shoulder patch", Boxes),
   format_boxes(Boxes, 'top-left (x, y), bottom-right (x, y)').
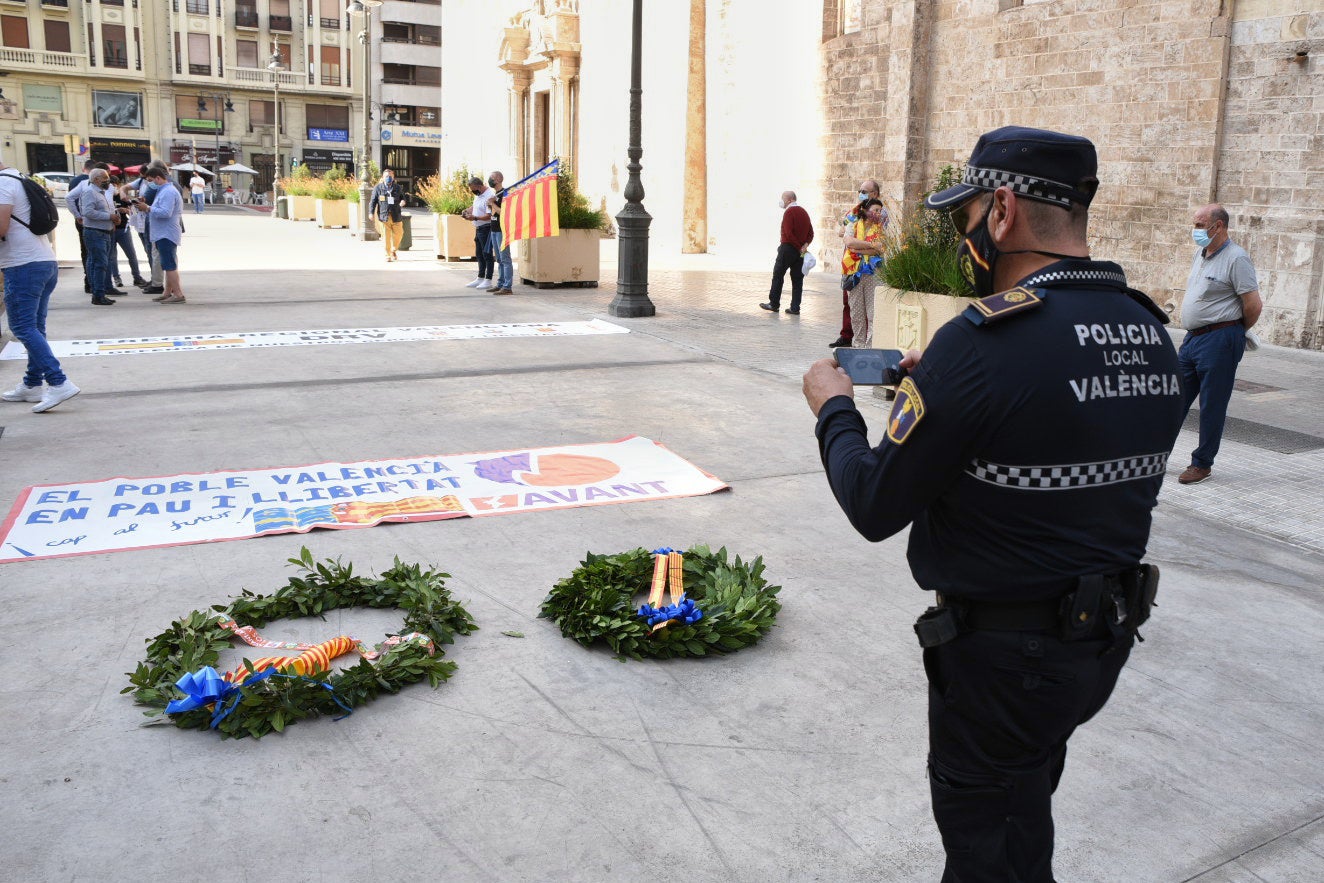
top-left (886, 377), bottom-right (926, 445)
top-left (963, 286), bottom-right (1045, 326)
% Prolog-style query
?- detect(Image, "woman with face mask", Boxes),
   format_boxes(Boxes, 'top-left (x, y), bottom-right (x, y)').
top-left (839, 198), bottom-right (889, 348)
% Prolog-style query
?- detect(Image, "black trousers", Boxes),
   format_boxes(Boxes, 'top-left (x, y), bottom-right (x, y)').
top-left (767, 242), bottom-right (804, 310)
top-left (76, 220), bottom-right (89, 288)
top-left (474, 224), bottom-right (493, 280)
top-left (923, 626), bottom-right (1133, 882)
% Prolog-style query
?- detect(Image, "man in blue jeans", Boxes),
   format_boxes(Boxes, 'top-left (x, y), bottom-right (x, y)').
top-left (487, 171), bottom-right (514, 294)
top-left (77, 168), bottom-right (118, 306)
top-left (1176, 204), bottom-right (1263, 485)
top-left (0, 153), bottom-right (80, 412)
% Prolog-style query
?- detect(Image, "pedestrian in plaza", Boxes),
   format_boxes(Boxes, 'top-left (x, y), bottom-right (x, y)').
top-left (134, 164), bottom-right (167, 296)
top-left (831, 178), bottom-right (882, 348)
top-left (112, 179), bottom-right (149, 290)
top-left (760, 190), bottom-right (814, 315)
top-left (77, 168), bottom-right (118, 306)
top-left (487, 170), bottom-right (514, 295)
top-left (189, 172), bottom-right (207, 213)
top-left (138, 165), bottom-right (186, 304)
top-left (839, 197), bottom-right (889, 349)
top-left (0, 152), bottom-right (80, 412)
top-left (462, 175), bottom-right (496, 290)
top-left (802, 126), bottom-right (1186, 882)
top-left (65, 158), bottom-right (99, 294)
top-left (368, 167), bottom-right (405, 262)
top-left (1175, 203), bottom-right (1263, 485)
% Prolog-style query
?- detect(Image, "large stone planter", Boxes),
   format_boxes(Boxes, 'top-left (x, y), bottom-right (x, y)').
top-left (289, 194), bottom-right (317, 221)
top-left (435, 214), bottom-right (476, 261)
top-left (518, 228), bottom-right (601, 288)
top-left (874, 285), bottom-right (974, 351)
top-left (315, 198), bottom-right (351, 229)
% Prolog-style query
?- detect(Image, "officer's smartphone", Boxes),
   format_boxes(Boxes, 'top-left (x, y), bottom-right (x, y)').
top-left (835, 348), bottom-right (908, 385)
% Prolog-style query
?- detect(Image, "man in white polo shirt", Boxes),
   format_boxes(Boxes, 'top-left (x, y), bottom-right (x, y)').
top-left (0, 152), bottom-right (81, 412)
top-left (1176, 203), bottom-right (1263, 485)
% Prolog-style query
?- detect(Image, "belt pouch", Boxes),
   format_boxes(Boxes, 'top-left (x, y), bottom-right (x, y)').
top-left (1060, 575), bottom-right (1104, 642)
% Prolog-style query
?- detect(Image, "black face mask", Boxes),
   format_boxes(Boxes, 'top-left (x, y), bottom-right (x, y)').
top-left (956, 200), bottom-right (1088, 297)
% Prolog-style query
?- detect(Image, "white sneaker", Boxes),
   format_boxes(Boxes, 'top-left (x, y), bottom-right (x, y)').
top-left (2, 383), bottom-right (43, 403)
top-left (465, 278), bottom-right (485, 288)
top-left (32, 381), bottom-right (80, 413)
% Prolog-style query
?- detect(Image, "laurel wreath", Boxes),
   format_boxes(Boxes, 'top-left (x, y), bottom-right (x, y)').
top-left (123, 547), bottom-right (477, 739)
top-left (538, 545), bottom-right (781, 660)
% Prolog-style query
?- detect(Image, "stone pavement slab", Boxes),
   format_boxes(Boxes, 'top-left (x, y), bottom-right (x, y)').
top-left (1, 212), bottom-right (1321, 882)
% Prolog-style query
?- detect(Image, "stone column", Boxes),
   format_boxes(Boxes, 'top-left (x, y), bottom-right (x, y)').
top-left (506, 69), bottom-right (531, 174)
top-left (881, 0), bottom-right (934, 217)
top-left (681, 0), bottom-right (707, 253)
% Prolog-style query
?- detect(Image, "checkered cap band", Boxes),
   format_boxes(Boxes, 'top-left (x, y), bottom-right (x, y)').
top-left (967, 453), bottom-right (1169, 490)
top-left (1021, 268), bottom-right (1127, 288)
top-left (964, 165), bottom-right (1080, 208)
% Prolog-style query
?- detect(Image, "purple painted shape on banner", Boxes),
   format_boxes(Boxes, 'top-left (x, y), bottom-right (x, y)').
top-left (471, 453), bottom-right (531, 485)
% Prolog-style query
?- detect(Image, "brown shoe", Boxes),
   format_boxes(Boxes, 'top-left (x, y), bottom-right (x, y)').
top-left (151, 293), bottom-right (170, 302)
top-left (1177, 465), bottom-right (1211, 484)
top-left (160, 295), bottom-right (187, 304)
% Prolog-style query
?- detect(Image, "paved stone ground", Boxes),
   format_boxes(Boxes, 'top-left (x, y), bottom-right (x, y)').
top-left (2, 212), bottom-right (1320, 882)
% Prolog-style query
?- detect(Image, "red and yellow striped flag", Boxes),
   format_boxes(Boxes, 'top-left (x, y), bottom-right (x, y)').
top-left (501, 160), bottom-right (560, 245)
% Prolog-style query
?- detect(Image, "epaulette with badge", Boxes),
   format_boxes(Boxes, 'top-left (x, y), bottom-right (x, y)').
top-left (962, 286), bottom-right (1046, 326)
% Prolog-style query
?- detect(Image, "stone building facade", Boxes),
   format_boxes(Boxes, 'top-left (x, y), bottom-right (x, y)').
top-left (820, 0), bottom-right (1323, 349)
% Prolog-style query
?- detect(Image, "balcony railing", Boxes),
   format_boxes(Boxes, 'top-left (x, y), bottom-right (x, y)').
top-left (233, 65), bottom-right (306, 85)
top-left (235, 8), bottom-right (258, 27)
top-left (319, 16), bottom-right (341, 28)
top-left (40, 0), bottom-right (70, 7)
top-left (188, 62), bottom-right (212, 75)
top-left (104, 54), bottom-right (129, 69)
top-left (0, 47), bottom-right (84, 70)
top-left (185, 0), bottom-right (208, 13)
top-left (269, 14), bottom-right (292, 31)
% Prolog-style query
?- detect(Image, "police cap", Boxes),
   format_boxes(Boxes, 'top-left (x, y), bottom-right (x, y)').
top-left (925, 126), bottom-right (1099, 211)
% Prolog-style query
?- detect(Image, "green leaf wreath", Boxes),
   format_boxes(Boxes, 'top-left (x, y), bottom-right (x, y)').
top-left (538, 545), bottom-right (781, 660)
top-left (123, 547), bottom-right (477, 739)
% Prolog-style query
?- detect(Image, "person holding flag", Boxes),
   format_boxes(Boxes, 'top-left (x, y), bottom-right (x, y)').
top-left (499, 159), bottom-right (560, 247)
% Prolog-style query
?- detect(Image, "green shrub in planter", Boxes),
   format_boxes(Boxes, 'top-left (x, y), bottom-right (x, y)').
top-left (417, 166), bottom-right (476, 215)
top-left (556, 168), bottom-right (607, 231)
top-left (881, 164), bottom-right (970, 297)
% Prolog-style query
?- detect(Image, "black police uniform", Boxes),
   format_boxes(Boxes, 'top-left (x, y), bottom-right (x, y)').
top-left (815, 258), bottom-right (1186, 882)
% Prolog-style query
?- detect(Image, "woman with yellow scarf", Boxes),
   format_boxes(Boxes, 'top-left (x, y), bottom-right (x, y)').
top-left (839, 198), bottom-right (889, 348)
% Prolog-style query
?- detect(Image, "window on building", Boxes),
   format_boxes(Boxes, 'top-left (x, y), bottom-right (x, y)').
top-left (319, 0), bottom-right (341, 29)
top-left (249, 99), bottom-right (274, 128)
top-left (306, 104), bottom-right (349, 132)
top-left (237, 39), bottom-right (258, 68)
top-left (44, 20), bottom-right (72, 53)
top-left (188, 32), bottom-right (211, 75)
top-left (382, 63), bottom-right (412, 85)
top-left (216, 34), bottom-right (224, 75)
top-left (270, 0), bottom-right (292, 32)
top-left (102, 24), bottom-right (127, 68)
top-left (1, 15), bottom-right (30, 49)
top-left (319, 45), bottom-right (342, 86)
top-left (415, 24), bottom-right (440, 46)
top-left (273, 41), bottom-right (291, 69)
top-left (837, 0), bottom-right (862, 35)
top-left (186, 0), bottom-right (209, 14)
top-left (415, 65), bottom-right (440, 87)
top-left (382, 22), bottom-right (410, 43)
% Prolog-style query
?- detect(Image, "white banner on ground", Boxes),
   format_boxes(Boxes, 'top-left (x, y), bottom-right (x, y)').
top-left (0, 437), bottom-right (727, 563)
top-left (0, 320), bottom-right (630, 360)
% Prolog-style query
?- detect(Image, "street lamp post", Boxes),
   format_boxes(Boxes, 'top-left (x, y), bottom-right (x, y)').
top-left (347, 0), bottom-right (382, 242)
top-left (197, 93), bottom-right (234, 202)
top-left (268, 46), bottom-right (284, 216)
top-left (609, 0), bottom-right (655, 317)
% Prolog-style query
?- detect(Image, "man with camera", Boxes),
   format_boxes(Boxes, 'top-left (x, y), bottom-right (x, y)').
top-left (802, 127), bottom-right (1187, 881)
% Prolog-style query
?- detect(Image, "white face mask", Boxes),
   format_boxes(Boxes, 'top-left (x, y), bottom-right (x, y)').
top-left (778, 200), bottom-right (786, 210)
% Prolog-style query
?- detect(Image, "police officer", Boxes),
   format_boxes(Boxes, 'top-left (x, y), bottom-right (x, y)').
top-left (802, 126), bottom-right (1186, 882)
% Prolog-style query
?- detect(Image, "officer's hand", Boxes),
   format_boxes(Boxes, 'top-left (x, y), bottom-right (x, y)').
top-left (803, 358), bottom-right (854, 417)
top-left (900, 348), bottom-right (922, 372)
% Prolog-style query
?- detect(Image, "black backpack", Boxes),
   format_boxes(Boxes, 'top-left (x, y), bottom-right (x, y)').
top-left (6, 173), bottom-right (61, 236)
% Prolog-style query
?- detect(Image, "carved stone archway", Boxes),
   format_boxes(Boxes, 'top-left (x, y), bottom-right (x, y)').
top-left (500, 0), bottom-right (581, 177)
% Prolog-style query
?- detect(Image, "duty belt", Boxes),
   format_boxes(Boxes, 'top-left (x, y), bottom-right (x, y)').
top-left (1187, 319), bottom-right (1242, 337)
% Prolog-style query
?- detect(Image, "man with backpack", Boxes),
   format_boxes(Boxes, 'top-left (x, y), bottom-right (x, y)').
top-left (0, 151), bottom-right (80, 413)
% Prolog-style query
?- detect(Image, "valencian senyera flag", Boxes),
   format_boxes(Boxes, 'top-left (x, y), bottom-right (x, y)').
top-left (500, 159), bottom-right (560, 244)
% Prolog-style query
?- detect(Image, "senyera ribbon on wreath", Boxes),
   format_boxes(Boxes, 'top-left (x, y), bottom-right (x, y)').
top-left (125, 548), bottom-right (477, 739)
top-left (539, 544), bottom-right (780, 660)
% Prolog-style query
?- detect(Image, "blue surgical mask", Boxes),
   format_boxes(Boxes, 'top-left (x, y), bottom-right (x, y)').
top-left (1192, 228), bottom-right (1211, 248)
top-left (858, 191), bottom-right (868, 202)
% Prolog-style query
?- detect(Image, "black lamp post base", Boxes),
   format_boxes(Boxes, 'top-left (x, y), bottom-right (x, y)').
top-left (610, 207), bottom-right (655, 317)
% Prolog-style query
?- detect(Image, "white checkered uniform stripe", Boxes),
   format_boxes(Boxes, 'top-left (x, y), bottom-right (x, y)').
top-left (964, 166), bottom-right (1076, 207)
top-left (1022, 268), bottom-right (1127, 288)
top-left (967, 453), bottom-right (1169, 490)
